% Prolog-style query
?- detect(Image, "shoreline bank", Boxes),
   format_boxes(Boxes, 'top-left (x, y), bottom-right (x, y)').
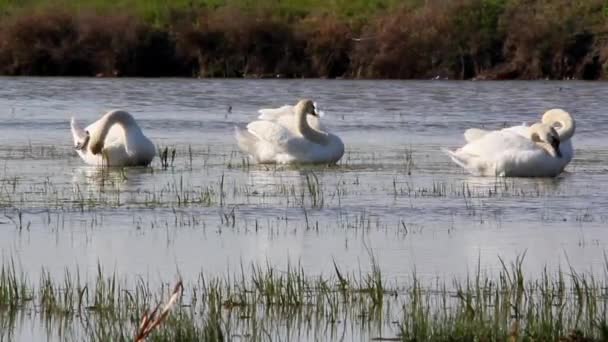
top-left (0, 1), bottom-right (606, 80)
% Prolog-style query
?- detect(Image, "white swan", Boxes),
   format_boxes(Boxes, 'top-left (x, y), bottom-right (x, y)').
top-left (235, 99), bottom-right (344, 164)
top-left (257, 102), bottom-right (326, 133)
top-left (71, 110), bottom-right (156, 166)
top-left (444, 109), bottom-right (575, 177)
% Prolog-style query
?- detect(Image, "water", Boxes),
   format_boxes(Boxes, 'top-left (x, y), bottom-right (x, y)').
top-left (0, 78), bottom-right (607, 340)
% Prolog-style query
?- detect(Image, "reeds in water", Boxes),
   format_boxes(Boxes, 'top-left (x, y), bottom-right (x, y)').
top-left (0, 256), bottom-right (606, 341)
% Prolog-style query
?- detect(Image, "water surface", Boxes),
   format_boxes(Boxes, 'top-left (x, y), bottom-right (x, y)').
top-left (0, 78), bottom-right (607, 340)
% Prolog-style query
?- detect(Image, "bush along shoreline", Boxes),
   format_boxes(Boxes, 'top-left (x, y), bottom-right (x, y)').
top-left (0, 0), bottom-right (607, 79)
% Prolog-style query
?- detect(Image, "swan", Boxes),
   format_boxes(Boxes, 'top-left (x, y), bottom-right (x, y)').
top-left (235, 99), bottom-right (344, 164)
top-left (257, 102), bottom-right (326, 133)
top-left (71, 110), bottom-right (156, 166)
top-left (444, 109), bottom-right (575, 177)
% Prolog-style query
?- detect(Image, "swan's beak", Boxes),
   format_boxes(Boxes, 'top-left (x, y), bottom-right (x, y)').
top-left (551, 139), bottom-right (562, 158)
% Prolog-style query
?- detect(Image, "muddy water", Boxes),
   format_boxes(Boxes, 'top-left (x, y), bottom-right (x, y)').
top-left (0, 78), bottom-right (607, 340)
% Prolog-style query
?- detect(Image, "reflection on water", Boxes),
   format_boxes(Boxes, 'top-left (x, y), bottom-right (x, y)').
top-left (0, 78), bottom-right (607, 341)
top-left (71, 165), bottom-right (153, 190)
top-left (462, 173), bottom-right (565, 187)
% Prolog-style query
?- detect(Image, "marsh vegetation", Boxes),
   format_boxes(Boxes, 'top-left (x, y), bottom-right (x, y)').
top-left (0, 0), bottom-right (607, 79)
top-left (1, 255), bottom-right (608, 341)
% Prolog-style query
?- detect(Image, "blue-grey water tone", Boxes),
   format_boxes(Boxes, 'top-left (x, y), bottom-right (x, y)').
top-left (0, 78), bottom-right (607, 341)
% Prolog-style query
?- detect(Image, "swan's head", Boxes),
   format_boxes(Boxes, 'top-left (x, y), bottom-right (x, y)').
top-left (75, 131), bottom-right (90, 151)
top-left (88, 129), bottom-right (105, 155)
top-left (295, 99), bottom-right (320, 117)
top-left (541, 108), bottom-right (575, 141)
top-left (530, 123), bottom-right (561, 158)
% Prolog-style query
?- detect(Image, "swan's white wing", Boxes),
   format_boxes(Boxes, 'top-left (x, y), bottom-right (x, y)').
top-left (258, 104), bottom-right (327, 120)
top-left (464, 121), bottom-right (531, 143)
top-left (446, 130), bottom-right (543, 176)
top-left (443, 148), bottom-right (482, 174)
top-left (463, 128), bottom-right (490, 142)
top-left (501, 124), bottom-right (530, 138)
top-left (257, 105), bottom-right (294, 120)
top-left (256, 104), bottom-right (326, 132)
top-left (464, 122), bottom-right (531, 143)
top-left (459, 130), bottom-right (535, 157)
top-left (237, 120), bottom-right (298, 164)
top-left (246, 120), bottom-right (294, 147)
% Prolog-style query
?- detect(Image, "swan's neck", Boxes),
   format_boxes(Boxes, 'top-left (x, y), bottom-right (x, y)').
top-left (529, 128), bottom-right (558, 158)
top-left (543, 112), bottom-right (575, 142)
top-left (90, 110), bottom-right (140, 154)
top-left (556, 119), bottom-right (575, 141)
top-left (534, 141), bottom-right (557, 157)
top-left (296, 111), bottom-right (329, 145)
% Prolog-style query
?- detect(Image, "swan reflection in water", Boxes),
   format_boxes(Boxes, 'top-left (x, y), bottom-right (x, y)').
top-left (71, 165), bottom-right (153, 198)
top-left (244, 164), bottom-right (337, 191)
top-left (459, 173), bottom-right (567, 197)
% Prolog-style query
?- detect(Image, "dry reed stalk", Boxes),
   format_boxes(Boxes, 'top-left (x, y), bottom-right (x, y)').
top-left (508, 318), bottom-right (520, 342)
top-left (135, 280), bottom-right (184, 342)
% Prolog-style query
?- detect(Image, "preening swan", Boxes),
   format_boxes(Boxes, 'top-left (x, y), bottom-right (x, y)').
top-left (235, 99), bottom-right (344, 164)
top-left (71, 110), bottom-right (156, 166)
top-left (444, 109), bottom-right (575, 177)
top-left (257, 102), bottom-right (326, 133)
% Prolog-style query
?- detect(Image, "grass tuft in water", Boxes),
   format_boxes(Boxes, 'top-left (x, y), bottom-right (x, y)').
top-left (0, 256), bottom-right (606, 341)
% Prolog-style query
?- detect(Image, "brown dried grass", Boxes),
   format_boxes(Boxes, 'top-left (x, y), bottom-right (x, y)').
top-left (1, 1), bottom-right (607, 79)
top-left (135, 280), bottom-right (184, 342)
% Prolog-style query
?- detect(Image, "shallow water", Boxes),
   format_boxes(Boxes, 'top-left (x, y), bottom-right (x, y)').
top-left (0, 78), bottom-right (607, 340)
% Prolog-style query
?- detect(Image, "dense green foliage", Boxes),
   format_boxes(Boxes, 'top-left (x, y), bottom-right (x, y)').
top-left (0, 0), bottom-right (406, 23)
top-left (0, 0), bottom-right (607, 79)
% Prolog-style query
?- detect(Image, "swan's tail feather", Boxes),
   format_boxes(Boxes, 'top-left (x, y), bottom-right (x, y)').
top-left (463, 128), bottom-right (489, 143)
top-left (71, 117), bottom-right (88, 147)
top-left (234, 125), bottom-right (259, 157)
top-left (442, 148), bottom-right (466, 168)
top-left (442, 148), bottom-right (485, 175)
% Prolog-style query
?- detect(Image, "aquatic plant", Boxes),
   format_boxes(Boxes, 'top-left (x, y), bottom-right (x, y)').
top-left (0, 257), bottom-right (606, 341)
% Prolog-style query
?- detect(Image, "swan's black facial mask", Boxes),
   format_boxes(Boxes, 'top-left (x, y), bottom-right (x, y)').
top-left (549, 127), bottom-right (561, 158)
top-left (310, 102), bottom-right (321, 117)
top-left (551, 138), bottom-right (561, 158)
